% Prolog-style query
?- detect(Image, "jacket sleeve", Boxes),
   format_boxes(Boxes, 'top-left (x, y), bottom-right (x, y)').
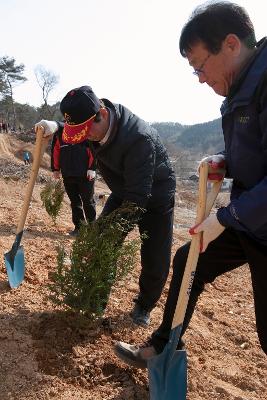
top-left (123, 136), bottom-right (156, 208)
top-left (217, 85), bottom-right (267, 233)
top-left (217, 177), bottom-right (267, 232)
top-left (51, 133), bottom-right (61, 171)
top-left (86, 141), bottom-right (96, 170)
top-left (99, 193), bottom-right (144, 240)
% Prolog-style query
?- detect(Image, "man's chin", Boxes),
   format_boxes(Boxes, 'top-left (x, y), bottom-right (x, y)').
top-left (87, 135), bottom-right (97, 141)
top-left (212, 86), bottom-right (227, 97)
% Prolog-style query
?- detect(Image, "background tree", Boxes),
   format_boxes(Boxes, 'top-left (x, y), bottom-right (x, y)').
top-left (0, 56), bottom-right (27, 130)
top-left (15, 102), bottom-right (39, 131)
top-left (0, 70), bottom-right (8, 96)
top-left (35, 65), bottom-right (59, 119)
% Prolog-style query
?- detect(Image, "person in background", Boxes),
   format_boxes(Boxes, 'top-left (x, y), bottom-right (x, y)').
top-left (2, 122), bottom-right (7, 133)
top-left (114, 1), bottom-right (267, 368)
top-left (35, 85), bottom-right (176, 327)
top-left (23, 150), bottom-right (30, 165)
top-left (49, 121), bottom-right (96, 237)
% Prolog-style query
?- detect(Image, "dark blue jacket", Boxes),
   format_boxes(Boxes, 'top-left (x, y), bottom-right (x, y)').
top-left (217, 38), bottom-right (267, 245)
top-left (92, 99), bottom-right (176, 209)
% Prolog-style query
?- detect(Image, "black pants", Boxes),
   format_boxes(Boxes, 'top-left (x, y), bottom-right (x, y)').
top-left (63, 176), bottom-right (96, 229)
top-left (151, 228), bottom-right (267, 356)
top-left (102, 194), bottom-right (175, 311)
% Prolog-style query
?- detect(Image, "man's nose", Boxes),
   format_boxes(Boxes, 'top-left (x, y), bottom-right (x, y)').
top-left (198, 72), bottom-right (206, 84)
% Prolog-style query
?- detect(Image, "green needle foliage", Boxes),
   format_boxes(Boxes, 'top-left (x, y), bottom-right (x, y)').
top-left (48, 202), bottom-right (145, 319)
top-left (40, 179), bottom-right (65, 222)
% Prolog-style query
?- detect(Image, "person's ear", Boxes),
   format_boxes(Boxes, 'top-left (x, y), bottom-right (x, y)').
top-left (224, 34), bottom-right (241, 56)
top-left (99, 107), bottom-right (109, 120)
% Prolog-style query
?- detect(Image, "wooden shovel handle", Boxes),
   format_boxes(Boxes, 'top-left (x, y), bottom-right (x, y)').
top-left (16, 127), bottom-right (48, 234)
top-left (171, 162), bottom-right (224, 329)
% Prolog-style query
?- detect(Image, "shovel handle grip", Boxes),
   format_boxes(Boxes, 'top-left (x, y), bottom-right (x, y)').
top-left (16, 127), bottom-right (48, 234)
top-left (171, 162), bottom-right (224, 329)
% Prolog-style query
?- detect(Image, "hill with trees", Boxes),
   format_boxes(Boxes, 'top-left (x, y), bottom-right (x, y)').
top-left (152, 118), bottom-right (224, 154)
top-left (151, 118), bottom-right (224, 178)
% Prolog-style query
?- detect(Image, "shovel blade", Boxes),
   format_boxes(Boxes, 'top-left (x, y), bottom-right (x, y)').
top-left (148, 348), bottom-right (187, 400)
top-left (4, 245), bottom-right (25, 288)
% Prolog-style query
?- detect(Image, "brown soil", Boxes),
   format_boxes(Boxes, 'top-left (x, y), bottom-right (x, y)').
top-left (0, 133), bottom-right (266, 400)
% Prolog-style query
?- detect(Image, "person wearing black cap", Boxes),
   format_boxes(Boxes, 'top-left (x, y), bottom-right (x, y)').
top-left (35, 85), bottom-right (176, 327)
top-left (36, 113), bottom-right (96, 237)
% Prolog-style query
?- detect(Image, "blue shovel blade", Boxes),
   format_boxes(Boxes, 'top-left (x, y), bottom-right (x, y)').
top-left (148, 349), bottom-right (187, 400)
top-left (148, 325), bottom-right (187, 400)
top-left (4, 246), bottom-right (25, 289)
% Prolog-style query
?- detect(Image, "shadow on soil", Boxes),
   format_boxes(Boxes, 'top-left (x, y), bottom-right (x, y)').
top-left (0, 299), bottom-right (148, 399)
top-left (29, 310), bottom-right (149, 399)
top-left (0, 224), bottom-right (69, 240)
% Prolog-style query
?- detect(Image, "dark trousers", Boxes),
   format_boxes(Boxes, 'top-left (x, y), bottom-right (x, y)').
top-left (102, 195), bottom-right (175, 311)
top-left (151, 228), bottom-right (267, 356)
top-left (63, 176), bottom-right (96, 229)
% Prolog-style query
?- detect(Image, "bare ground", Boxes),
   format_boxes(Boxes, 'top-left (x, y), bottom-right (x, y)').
top-left (0, 133), bottom-right (266, 400)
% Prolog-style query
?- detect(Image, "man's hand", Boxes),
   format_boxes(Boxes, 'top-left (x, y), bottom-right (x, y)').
top-left (87, 170), bottom-right (96, 181)
top-left (35, 120), bottom-right (58, 137)
top-left (53, 171), bottom-right (61, 179)
top-left (198, 154), bottom-right (225, 181)
top-left (189, 214), bottom-right (225, 252)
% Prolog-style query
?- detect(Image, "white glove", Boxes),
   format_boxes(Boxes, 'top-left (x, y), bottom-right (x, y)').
top-left (87, 170), bottom-right (96, 181)
top-left (198, 154), bottom-right (225, 180)
top-left (35, 120), bottom-right (58, 137)
top-left (189, 213), bottom-right (225, 252)
top-left (53, 171), bottom-right (61, 179)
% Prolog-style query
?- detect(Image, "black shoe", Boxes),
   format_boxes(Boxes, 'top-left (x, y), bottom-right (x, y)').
top-left (68, 228), bottom-right (79, 237)
top-left (130, 303), bottom-right (150, 327)
top-left (114, 341), bottom-right (156, 369)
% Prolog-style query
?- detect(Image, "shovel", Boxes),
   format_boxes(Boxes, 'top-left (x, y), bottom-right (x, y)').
top-left (4, 127), bottom-right (49, 288)
top-left (148, 162), bottom-right (224, 400)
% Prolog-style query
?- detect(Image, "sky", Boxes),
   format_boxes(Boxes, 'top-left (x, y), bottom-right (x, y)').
top-left (0, 0), bottom-right (265, 125)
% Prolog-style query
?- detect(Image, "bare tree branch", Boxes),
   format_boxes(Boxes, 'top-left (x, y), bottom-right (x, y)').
top-left (35, 65), bottom-right (59, 118)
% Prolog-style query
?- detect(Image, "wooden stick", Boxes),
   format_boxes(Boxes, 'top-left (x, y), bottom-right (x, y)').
top-left (172, 162), bottom-right (223, 329)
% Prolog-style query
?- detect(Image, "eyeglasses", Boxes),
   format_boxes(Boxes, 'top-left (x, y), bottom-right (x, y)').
top-left (193, 54), bottom-right (211, 76)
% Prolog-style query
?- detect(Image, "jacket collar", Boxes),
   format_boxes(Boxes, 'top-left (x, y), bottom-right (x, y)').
top-left (92, 99), bottom-right (119, 150)
top-left (221, 37), bottom-right (267, 115)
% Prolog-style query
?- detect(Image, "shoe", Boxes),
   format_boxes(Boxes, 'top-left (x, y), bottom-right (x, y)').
top-left (114, 341), bottom-right (157, 369)
top-left (68, 228), bottom-right (79, 237)
top-left (130, 303), bottom-right (150, 327)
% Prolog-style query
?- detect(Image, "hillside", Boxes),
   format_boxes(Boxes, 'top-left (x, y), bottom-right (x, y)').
top-left (153, 118), bottom-right (224, 154)
top-left (0, 133), bottom-right (266, 400)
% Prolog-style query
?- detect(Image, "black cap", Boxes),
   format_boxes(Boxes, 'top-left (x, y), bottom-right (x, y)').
top-left (60, 86), bottom-right (101, 125)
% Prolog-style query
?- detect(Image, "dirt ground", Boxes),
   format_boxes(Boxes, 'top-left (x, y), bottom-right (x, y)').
top-left (0, 133), bottom-right (266, 400)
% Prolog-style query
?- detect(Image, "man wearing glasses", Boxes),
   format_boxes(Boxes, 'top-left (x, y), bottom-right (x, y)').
top-left (115, 1), bottom-right (267, 367)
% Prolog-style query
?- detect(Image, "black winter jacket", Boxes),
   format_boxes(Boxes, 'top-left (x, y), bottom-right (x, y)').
top-left (90, 99), bottom-right (176, 209)
top-left (217, 38), bottom-right (267, 245)
top-left (51, 130), bottom-right (95, 177)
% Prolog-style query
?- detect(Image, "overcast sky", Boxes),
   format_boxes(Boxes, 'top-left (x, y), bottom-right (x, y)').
top-left (0, 0), bottom-right (265, 124)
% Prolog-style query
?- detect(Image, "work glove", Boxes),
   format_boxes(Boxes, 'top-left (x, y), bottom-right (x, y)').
top-left (53, 171), bottom-right (61, 179)
top-left (198, 154), bottom-right (225, 181)
top-left (189, 213), bottom-right (225, 252)
top-left (35, 120), bottom-right (58, 137)
top-left (87, 170), bottom-right (96, 181)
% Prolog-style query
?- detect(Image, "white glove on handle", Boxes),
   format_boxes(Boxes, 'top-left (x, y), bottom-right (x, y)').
top-left (35, 120), bottom-right (58, 137)
top-left (87, 170), bottom-right (96, 181)
top-left (189, 213), bottom-right (225, 252)
top-left (199, 154), bottom-right (225, 168)
top-left (198, 154), bottom-right (225, 180)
